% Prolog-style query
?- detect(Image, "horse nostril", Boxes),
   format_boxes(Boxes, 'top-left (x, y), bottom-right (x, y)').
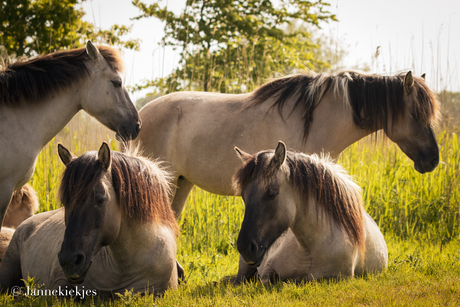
top-left (249, 241), bottom-right (258, 255)
top-left (74, 253), bottom-right (85, 269)
top-left (430, 155), bottom-right (439, 168)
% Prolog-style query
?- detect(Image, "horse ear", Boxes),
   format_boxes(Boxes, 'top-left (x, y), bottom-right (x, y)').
top-left (272, 141), bottom-right (287, 169)
top-left (421, 73), bottom-right (426, 80)
top-left (234, 147), bottom-right (252, 164)
top-left (86, 41), bottom-right (103, 62)
top-left (98, 142), bottom-right (112, 171)
top-left (58, 143), bottom-right (76, 167)
top-left (404, 71), bottom-right (414, 93)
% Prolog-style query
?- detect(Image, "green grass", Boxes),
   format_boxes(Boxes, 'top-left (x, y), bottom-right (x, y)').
top-left (2, 238), bottom-right (460, 306)
top-left (6, 113), bottom-right (460, 305)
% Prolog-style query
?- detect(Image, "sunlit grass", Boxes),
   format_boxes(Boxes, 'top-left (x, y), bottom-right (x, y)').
top-left (12, 106), bottom-right (460, 305)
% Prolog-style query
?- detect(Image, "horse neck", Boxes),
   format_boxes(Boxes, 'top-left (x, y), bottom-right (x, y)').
top-left (9, 86), bottom-right (82, 149)
top-left (290, 195), bottom-right (340, 252)
top-left (106, 216), bottom-right (162, 263)
top-left (304, 90), bottom-right (377, 159)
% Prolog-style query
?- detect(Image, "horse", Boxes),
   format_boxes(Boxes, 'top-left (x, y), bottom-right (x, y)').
top-left (231, 141), bottom-right (388, 284)
top-left (135, 70), bottom-right (440, 219)
top-left (0, 41), bottom-right (141, 229)
top-left (3, 184), bottom-right (38, 229)
top-left (0, 184), bottom-right (39, 263)
top-left (0, 143), bottom-right (180, 297)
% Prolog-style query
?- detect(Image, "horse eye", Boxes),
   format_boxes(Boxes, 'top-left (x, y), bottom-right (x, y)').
top-left (410, 112), bottom-right (419, 121)
top-left (95, 198), bottom-right (106, 206)
top-left (267, 189), bottom-right (279, 199)
top-left (111, 80), bottom-right (122, 88)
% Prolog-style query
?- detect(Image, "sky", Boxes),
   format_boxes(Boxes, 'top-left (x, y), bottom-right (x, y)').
top-left (81, 0), bottom-right (460, 101)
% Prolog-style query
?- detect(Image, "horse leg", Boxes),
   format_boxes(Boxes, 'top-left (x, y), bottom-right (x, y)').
top-left (171, 176), bottom-right (194, 219)
top-left (0, 185), bottom-right (14, 230)
top-left (176, 260), bottom-right (186, 284)
top-left (221, 255), bottom-right (259, 285)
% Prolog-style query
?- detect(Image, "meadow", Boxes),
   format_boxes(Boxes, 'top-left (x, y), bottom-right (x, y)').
top-left (1, 93), bottom-right (459, 306)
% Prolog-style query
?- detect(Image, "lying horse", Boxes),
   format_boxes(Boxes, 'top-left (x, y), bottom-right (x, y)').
top-left (0, 143), bottom-right (179, 297)
top-left (135, 71), bottom-right (439, 219)
top-left (232, 142), bottom-right (388, 283)
top-left (0, 184), bottom-right (39, 263)
top-left (0, 41), bottom-right (141, 229)
top-left (3, 184), bottom-right (38, 229)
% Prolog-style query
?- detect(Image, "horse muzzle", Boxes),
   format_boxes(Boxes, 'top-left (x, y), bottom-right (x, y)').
top-left (414, 152), bottom-right (439, 174)
top-left (237, 239), bottom-right (267, 268)
top-left (115, 121), bottom-right (142, 141)
top-left (58, 250), bottom-right (92, 284)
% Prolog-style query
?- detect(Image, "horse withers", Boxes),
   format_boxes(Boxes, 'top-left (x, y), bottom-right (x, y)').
top-left (0, 41), bottom-right (141, 230)
top-left (0, 143), bottom-right (180, 297)
top-left (231, 142), bottom-right (388, 284)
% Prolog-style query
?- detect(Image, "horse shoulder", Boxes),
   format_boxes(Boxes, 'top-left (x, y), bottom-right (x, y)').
top-left (355, 212), bottom-right (388, 275)
top-left (142, 225), bottom-right (178, 291)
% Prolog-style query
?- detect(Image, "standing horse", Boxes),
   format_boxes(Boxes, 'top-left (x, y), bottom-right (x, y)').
top-left (135, 71), bottom-right (440, 219)
top-left (232, 141), bottom-right (388, 283)
top-left (0, 143), bottom-right (179, 297)
top-left (0, 41), bottom-right (141, 229)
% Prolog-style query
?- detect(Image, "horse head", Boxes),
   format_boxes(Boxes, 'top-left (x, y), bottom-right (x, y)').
top-left (80, 41), bottom-right (141, 141)
top-left (57, 142), bottom-right (121, 284)
top-left (233, 141), bottom-right (295, 267)
top-left (385, 71), bottom-right (439, 173)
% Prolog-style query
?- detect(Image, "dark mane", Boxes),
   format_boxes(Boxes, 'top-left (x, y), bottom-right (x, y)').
top-left (233, 150), bottom-right (365, 254)
top-left (250, 71), bottom-right (440, 139)
top-left (0, 45), bottom-right (123, 106)
top-left (59, 150), bottom-right (178, 233)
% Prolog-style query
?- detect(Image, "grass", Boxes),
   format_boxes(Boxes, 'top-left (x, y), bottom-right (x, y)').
top-left (4, 92), bottom-right (460, 305)
top-left (2, 237), bottom-right (459, 306)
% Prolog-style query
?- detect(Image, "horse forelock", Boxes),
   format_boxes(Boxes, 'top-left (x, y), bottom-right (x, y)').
top-left (233, 150), bottom-right (365, 256)
top-left (0, 45), bottom-right (123, 107)
top-left (59, 150), bottom-right (178, 233)
top-left (233, 151), bottom-right (282, 195)
top-left (412, 78), bottom-right (441, 127)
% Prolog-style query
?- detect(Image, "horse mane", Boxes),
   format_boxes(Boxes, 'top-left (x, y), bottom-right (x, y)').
top-left (250, 71), bottom-right (440, 139)
top-left (0, 45), bottom-right (123, 107)
top-left (233, 150), bottom-right (365, 255)
top-left (59, 148), bottom-right (178, 233)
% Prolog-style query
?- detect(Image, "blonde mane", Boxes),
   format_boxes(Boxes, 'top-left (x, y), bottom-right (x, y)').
top-left (250, 71), bottom-right (440, 139)
top-left (0, 45), bottom-right (123, 106)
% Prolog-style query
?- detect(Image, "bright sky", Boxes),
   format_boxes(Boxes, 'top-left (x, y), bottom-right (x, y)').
top-left (81, 0), bottom-right (460, 101)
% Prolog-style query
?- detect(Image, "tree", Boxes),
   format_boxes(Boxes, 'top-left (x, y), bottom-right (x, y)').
top-left (0, 0), bottom-right (139, 57)
top-left (132, 0), bottom-right (336, 94)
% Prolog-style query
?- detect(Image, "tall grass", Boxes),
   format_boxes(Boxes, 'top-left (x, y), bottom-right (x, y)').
top-left (30, 119), bottom-right (460, 248)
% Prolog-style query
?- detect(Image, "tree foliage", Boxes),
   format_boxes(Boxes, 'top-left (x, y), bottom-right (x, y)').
top-left (0, 0), bottom-right (139, 57)
top-left (133, 0), bottom-right (336, 93)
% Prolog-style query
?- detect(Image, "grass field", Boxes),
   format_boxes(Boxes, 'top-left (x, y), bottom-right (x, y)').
top-left (2, 96), bottom-right (460, 305)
